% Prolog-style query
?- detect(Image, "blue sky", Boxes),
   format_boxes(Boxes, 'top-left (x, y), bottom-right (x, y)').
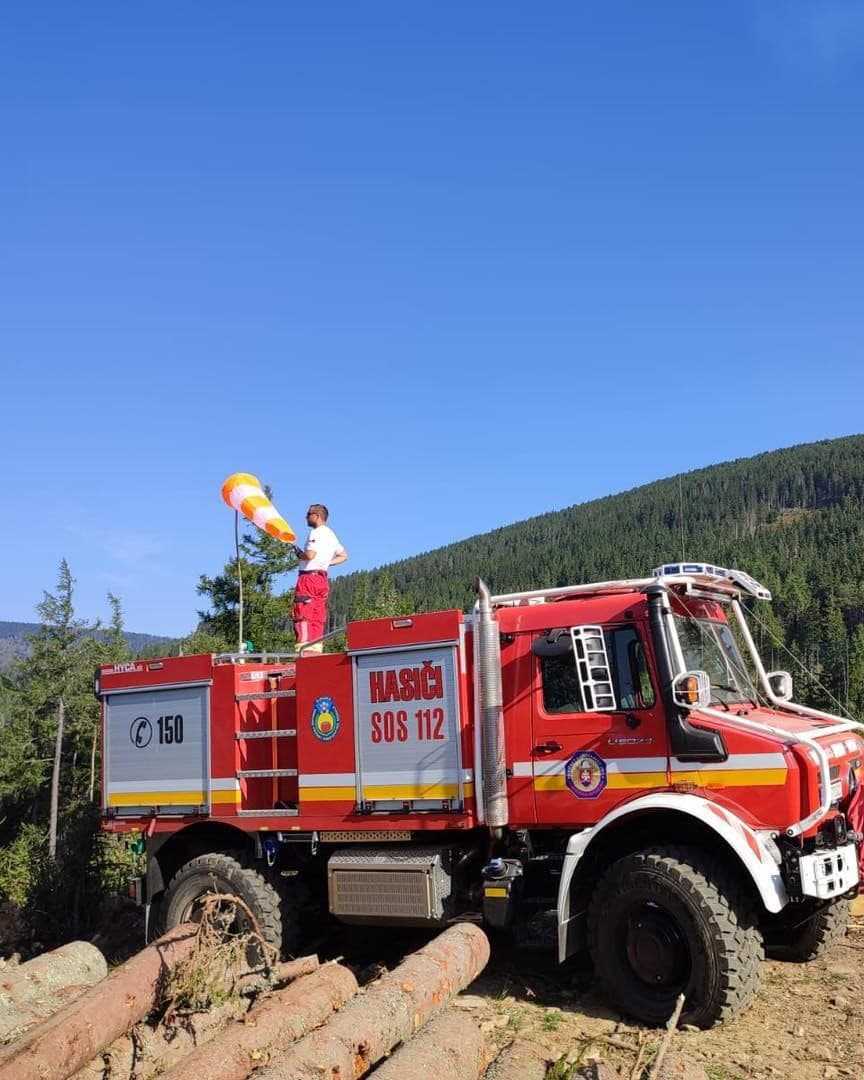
top-left (2, 2), bottom-right (863, 636)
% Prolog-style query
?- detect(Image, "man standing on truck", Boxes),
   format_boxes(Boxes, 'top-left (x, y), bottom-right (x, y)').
top-left (292, 504), bottom-right (348, 653)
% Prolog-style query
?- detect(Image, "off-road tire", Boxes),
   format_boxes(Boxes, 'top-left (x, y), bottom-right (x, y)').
top-left (160, 850), bottom-right (298, 956)
top-left (764, 899), bottom-right (850, 962)
top-left (587, 845), bottom-right (763, 1028)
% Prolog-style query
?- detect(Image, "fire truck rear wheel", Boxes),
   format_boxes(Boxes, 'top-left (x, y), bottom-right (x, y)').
top-left (161, 850), bottom-right (298, 958)
top-left (763, 898), bottom-right (850, 962)
top-left (587, 845), bottom-right (763, 1028)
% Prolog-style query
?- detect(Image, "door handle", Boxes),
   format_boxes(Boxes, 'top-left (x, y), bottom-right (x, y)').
top-left (534, 741), bottom-right (563, 755)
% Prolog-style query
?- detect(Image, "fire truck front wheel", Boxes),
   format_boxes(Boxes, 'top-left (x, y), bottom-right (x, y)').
top-left (160, 851), bottom-right (298, 957)
top-left (763, 898), bottom-right (850, 962)
top-left (587, 845), bottom-right (763, 1028)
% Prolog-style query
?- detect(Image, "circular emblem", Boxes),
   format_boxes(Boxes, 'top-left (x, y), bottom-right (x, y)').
top-left (130, 716), bottom-right (153, 748)
top-left (564, 750), bottom-right (607, 799)
top-left (311, 696), bottom-right (340, 742)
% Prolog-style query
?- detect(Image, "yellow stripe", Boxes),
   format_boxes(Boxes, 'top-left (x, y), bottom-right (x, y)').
top-left (212, 790), bottom-right (241, 805)
top-left (533, 769), bottom-right (787, 792)
top-left (672, 769), bottom-right (787, 787)
top-left (300, 786), bottom-right (356, 801)
top-left (108, 790), bottom-right (204, 806)
top-left (535, 773), bottom-right (667, 792)
top-left (301, 783), bottom-right (474, 802)
top-left (484, 887), bottom-right (508, 898)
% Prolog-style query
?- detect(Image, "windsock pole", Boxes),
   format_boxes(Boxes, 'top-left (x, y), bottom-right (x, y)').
top-left (235, 511), bottom-right (244, 654)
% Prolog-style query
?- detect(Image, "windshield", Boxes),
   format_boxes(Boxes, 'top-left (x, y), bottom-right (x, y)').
top-left (673, 616), bottom-right (759, 706)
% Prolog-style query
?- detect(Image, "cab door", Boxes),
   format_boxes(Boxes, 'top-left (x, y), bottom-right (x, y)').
top-left (528, 623), bottom-right (669, 825)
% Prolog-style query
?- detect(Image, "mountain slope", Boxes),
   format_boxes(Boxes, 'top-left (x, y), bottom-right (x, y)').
top-left (0, 622), bottom-right (176, 670)
top-left (329, 435), bottom-right (864, 713)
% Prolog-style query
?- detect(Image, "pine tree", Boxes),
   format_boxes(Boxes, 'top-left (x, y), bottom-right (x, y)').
top-left (196, 500), bottom-right (298, 651)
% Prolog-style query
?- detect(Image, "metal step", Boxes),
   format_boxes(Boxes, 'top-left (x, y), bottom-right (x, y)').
top-left (236, 729), bottom-right (297, 740)
top-left (235, 690), bottom-right (296, 701)
top-left (237, 768), bottom-right (298, 779)
top-left (237, 808), bottom-right (300, 817)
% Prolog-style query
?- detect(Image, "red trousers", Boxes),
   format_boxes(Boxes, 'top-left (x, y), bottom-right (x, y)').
top-left (293, 571), bottom-right (329, 644)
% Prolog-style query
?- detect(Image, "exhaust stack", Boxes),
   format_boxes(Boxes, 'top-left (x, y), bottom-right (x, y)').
top-left (474, 578), bottom-right (508, 834)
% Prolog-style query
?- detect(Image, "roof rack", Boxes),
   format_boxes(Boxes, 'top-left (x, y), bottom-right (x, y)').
top-left (491, 562), bottom-right (772, 608)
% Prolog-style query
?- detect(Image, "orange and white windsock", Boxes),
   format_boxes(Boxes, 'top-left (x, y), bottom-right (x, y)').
top-left (221, 472), bottom-right (296, 543)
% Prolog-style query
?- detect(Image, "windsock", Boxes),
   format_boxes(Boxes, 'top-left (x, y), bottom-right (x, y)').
top-left (221, 472), bottom-right (296, 543)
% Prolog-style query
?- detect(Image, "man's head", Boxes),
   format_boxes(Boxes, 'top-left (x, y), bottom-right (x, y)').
top-left (306, 503), bottom-right (329, 525)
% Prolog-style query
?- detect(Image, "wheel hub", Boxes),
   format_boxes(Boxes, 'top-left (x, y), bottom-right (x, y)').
top-left (623, 901), bottom-right (690, 988)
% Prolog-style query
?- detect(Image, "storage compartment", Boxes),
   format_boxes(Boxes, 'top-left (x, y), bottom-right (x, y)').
top-left (328, 847), bottom-right (454, 925)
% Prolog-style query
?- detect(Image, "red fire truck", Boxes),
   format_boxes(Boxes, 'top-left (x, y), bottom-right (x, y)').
top-left (99, 564), bottom-right (863, 1027)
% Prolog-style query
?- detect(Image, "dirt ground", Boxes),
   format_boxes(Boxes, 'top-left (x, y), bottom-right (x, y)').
top-left (465, 912), bottom-right (864, 1080)
top-left (3, 902), bottom-right (862, 1078)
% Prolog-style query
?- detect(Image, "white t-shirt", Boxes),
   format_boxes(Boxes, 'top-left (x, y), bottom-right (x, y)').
top-left (301, 525), bottom-right (345, 572)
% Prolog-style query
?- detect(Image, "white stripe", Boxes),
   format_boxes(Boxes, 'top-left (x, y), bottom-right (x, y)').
top-left (513, 753), bottom-right (786, 779)
top-left (107, 779), bottom-right (205, 793)
top-left (299, 772), bottom-right (356, 787)
top-left (211, 777), bottom-right (240, 791)
top-left (360, 769), bottom-right (466, 785)
top-left (252, 506), bottom-right (277, 528)
top-left (229, 483), bottom-right (262, 509)
top-left (672, 753), bottom-right (786, 772)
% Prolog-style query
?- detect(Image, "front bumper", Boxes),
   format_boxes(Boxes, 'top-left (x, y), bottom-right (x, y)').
top-left (798, 842), bottom-right (859, 900)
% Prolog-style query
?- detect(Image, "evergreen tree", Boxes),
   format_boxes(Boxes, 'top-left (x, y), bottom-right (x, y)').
top-left (196, 500), bottom-right (298, 651)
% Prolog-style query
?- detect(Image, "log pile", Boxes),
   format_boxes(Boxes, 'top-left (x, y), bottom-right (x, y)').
top-left (0, 922), bottom-right (502, 1080)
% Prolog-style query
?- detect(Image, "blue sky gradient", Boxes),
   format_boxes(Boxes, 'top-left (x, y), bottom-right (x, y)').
top-left (2, 2), bottom-right (863, 635)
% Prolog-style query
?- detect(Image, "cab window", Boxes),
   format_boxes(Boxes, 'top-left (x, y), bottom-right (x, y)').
top-left (539, 626), bottom-right (655, 714)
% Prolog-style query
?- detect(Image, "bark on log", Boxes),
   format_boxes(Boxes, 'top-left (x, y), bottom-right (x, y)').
top-left (157, 962), bottom-right (358, 1080)
top-left (0, 942), bottom-right (106, 1006)
top-left (372, 1007), bottom-right (492, 1080)
top-left (71, 954), bottom-right (321, 1080)
top-left (482, 1038), bottom-right (552, 1080)
top-left (0, 942), bottom-right (107, 1044)
top-left (255, 922), bottom-right (491, 1080)
top-left (0, 924), bottom-right (198, 1080)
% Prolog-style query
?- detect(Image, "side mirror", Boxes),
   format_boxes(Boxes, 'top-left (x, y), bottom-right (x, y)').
top-left (767, 670), bottom-right (793, 701)
top-left (672, 670), bottom-right (711, 709)
top-left (531, 628), bottom-right (573, 659)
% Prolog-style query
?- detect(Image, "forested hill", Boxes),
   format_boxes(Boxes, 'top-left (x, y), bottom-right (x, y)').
top-left (329, 435), bottom-right (864, 709)
top-left (0, 622), bottom-right (174, 670)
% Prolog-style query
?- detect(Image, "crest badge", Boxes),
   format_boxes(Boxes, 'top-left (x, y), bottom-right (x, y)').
top-left (311, 696), bottom-right (340, 741)
top-left (564, 750), bottom-right (607, 799)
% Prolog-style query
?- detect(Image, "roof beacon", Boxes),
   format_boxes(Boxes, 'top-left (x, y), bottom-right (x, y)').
top-left (651, 562), bottom-right (772, 601)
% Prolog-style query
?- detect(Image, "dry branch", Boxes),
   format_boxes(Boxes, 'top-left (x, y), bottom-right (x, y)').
top-left (647, 993), bottom-right (686, 1080)
top-left (0, 923), bottom-right (198, 1080)
top-left (156, 961), bottom-right (357, 1080)
top-left (71, 954), bottom-right (321, 1079)
top-left (255, 922), bottom-right (491, 1080)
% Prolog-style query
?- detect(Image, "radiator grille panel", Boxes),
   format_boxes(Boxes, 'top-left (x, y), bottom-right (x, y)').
top-left (331, 870), bottom-right (432, 919)
top-left (327, 846), bottom-right (453, 924)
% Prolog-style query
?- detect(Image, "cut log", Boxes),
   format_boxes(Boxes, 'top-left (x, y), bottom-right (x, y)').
top-left (1, 982), bottom-right (98, 1048)
top-left (255, 922), bottom-right (491, 1080)
top-left (72, 954), bottom-right (322, 1080)
top-left (73, 996), bottom-right (251, 1080)
top-left (157, 962), bottom-right (358, 1080)
top-left (0, 942), bottom-right (106, 1008)
top-left (0, 923), bottom-right (198, 1080)
top-left (482, 1038), bottom-right (552, 1080)
top-left (372, 1006), bottom-right (492, 1080)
